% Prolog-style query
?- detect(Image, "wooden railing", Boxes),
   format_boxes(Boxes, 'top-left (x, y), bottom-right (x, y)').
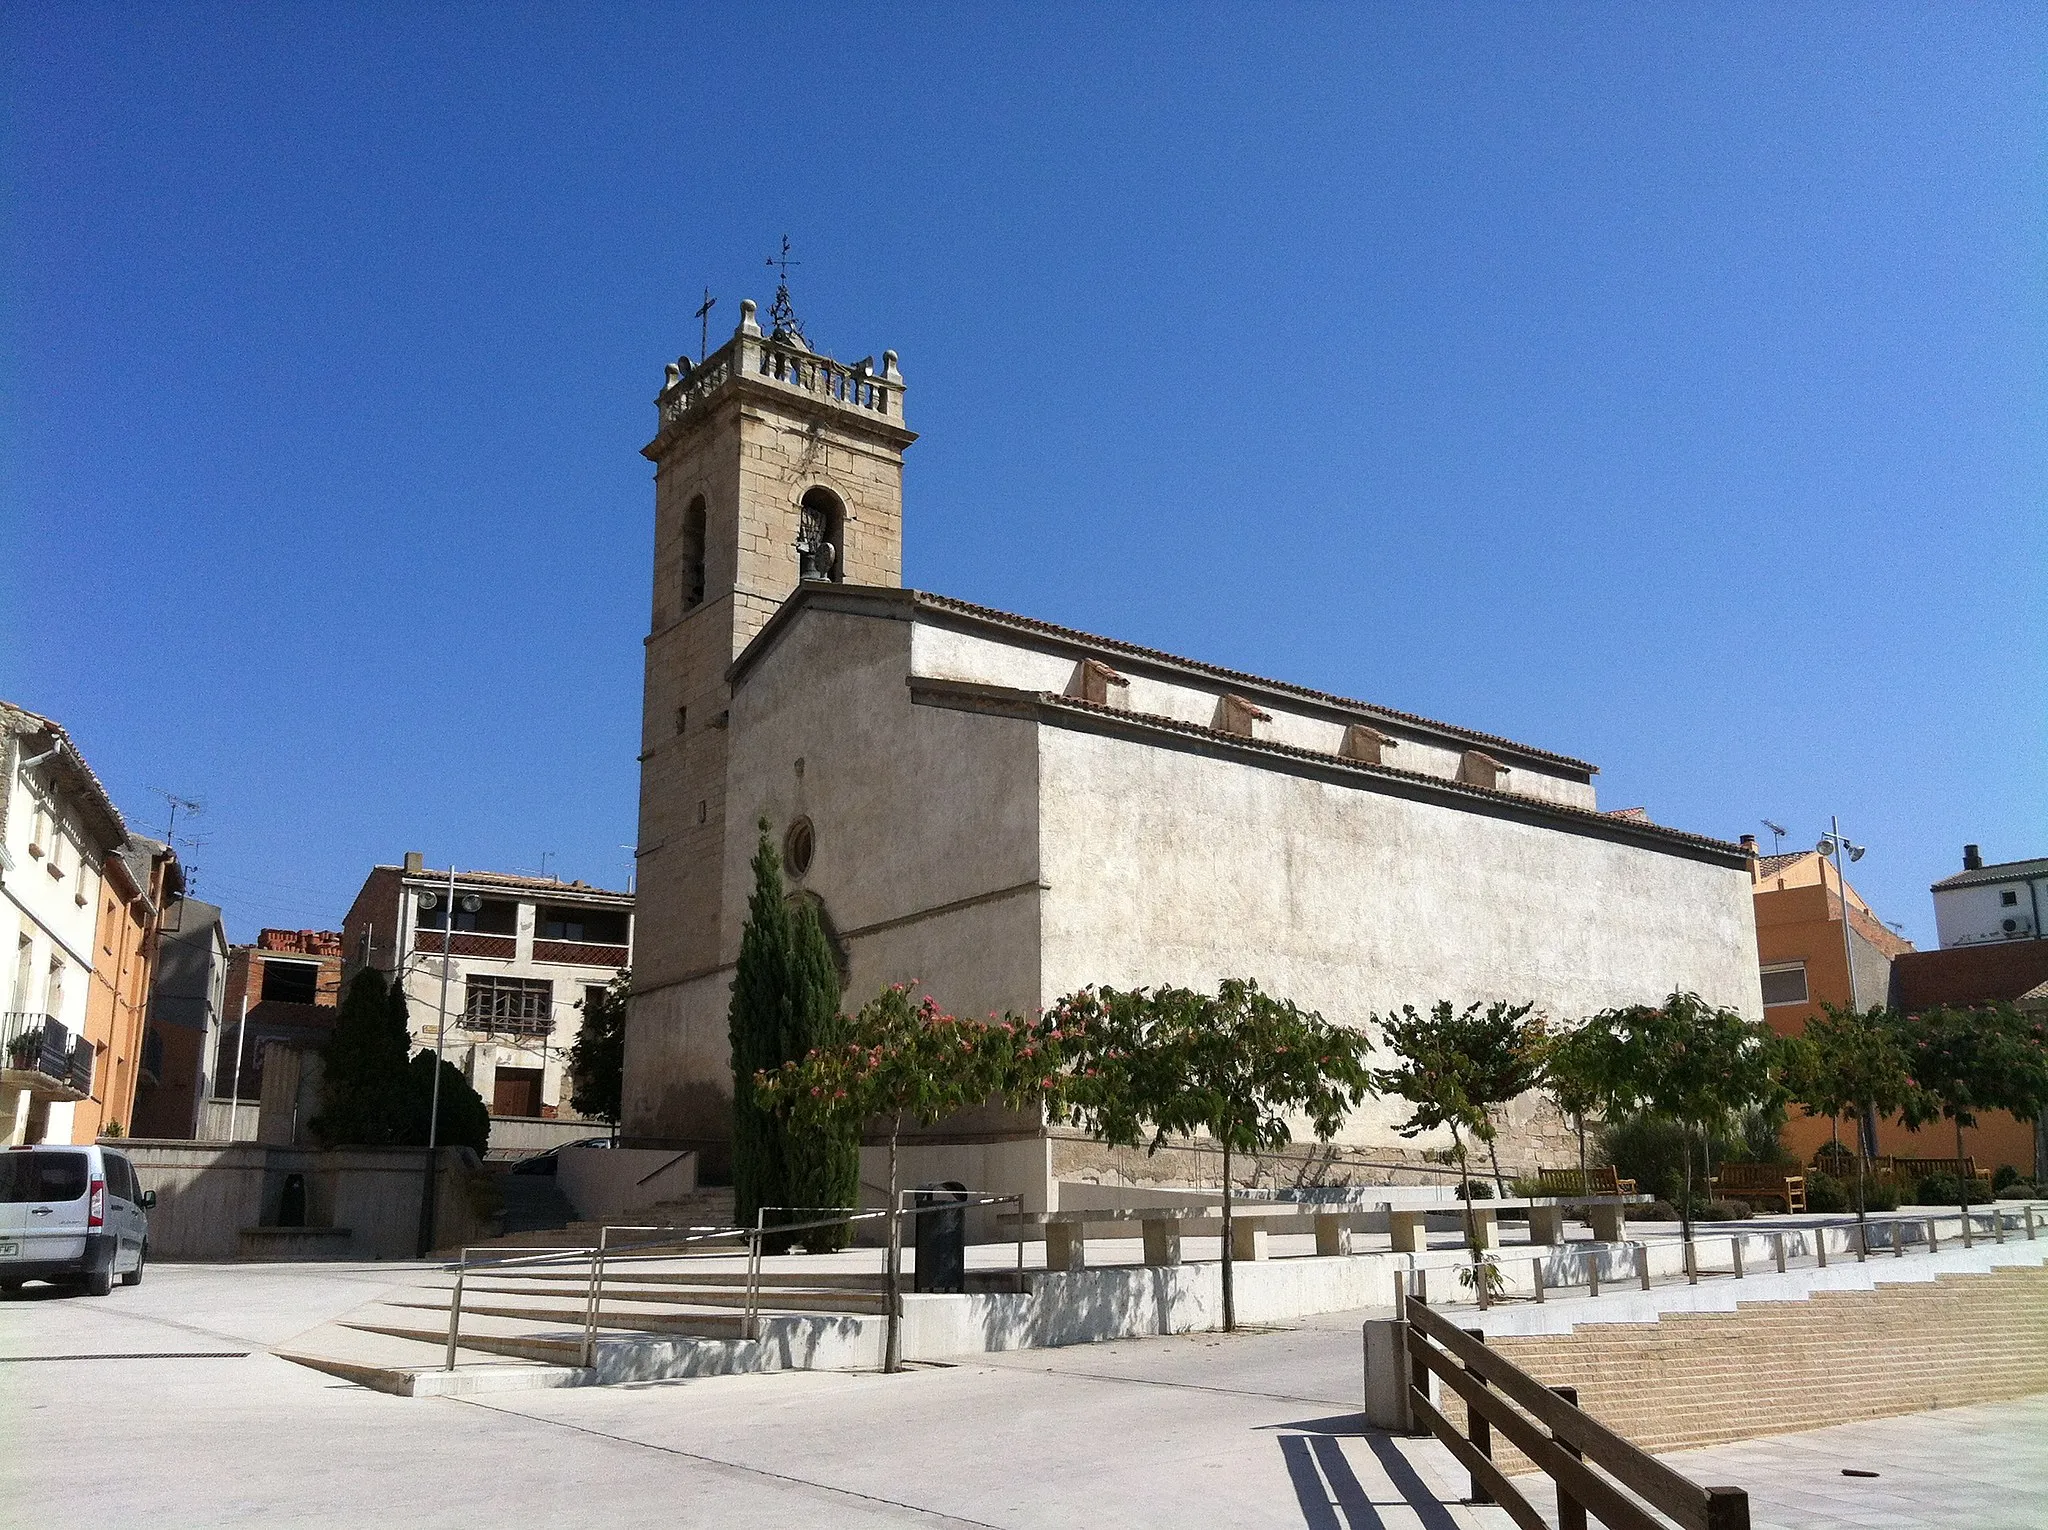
top-left (1401, 1290), bottom-right (1749, 1530)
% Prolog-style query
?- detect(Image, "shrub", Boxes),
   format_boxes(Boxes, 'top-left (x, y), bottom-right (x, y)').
top-left (1805, 1171), bottom-right (1849, 1214)
top-left (1859, 1177), bottom-right (1901, 1213)
top-left (1916, 1172), bottom-right (1965, 1207)
top-left (1997, 1181), bottom-right (2039, 1201)
top-left (1509, 1175), bottom-right (1548, 1199)
top-left (1453, 1179), bottom-right (1495, 1200)
top-left (1625, 1199), bottom-right (1679, 1222)
top-left (1703, 1199), bottom-right (1753, 1222)
top-left (1993, 1164), bottom-right (2021, 1192)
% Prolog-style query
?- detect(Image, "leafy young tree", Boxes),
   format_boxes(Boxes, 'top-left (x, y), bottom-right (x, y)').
top-left (1787, 1005), bottom-right (1913, 1247)
top-left (313, 968), bottom-right (412, 1146)
top-left (728, 823), bottom-right (853, 1250)
top-left (1371, 1001), bottom-right (1521, 1289)
top-left (757, 984), bottom-right (1048, 1370)
top-left (1582, 990), bottom-right (1780, 1243)
top-left (567, 968), bottom-right (630, 1129)
top-left (1539, 1022), bottom-right (1612, 1177)
top-left (1051, 980), bottom-right (1374, 1334)
top-left (1896, 1003), bottom-right (2048, 1229)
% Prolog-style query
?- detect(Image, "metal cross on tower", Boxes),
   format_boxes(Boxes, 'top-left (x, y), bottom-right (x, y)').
top-left (694, 287), bottom-right (717, 363)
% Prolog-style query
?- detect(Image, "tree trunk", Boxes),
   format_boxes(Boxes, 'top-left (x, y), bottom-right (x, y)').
top-left (883, 1115), bottom-right (903, 1373)
top-left (1576, 1116), bottom-right (1588, 1178)
top-left (1853, 1115), bottom-right (1869, 1252)
top-left (1680, 1123), bottom-right (1695, 1247)
top-left (1956, 1116), bottom-right (1971, 1233)
top-left (1486, 1133), bottom-right (1507, 1199)
top-left (1220, 1138), bottom-right (1236, 1334)
top-left (1453, 1128), bottom-right (1482, 1278)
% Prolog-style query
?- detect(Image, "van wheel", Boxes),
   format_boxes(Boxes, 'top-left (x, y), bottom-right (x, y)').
top-left (83, 1266), bottom-right (114, 1297)
top-left (121, 1246), bottom-right (145, 1287)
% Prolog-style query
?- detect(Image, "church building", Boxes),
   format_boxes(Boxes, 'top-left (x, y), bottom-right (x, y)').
top-left (624, 295), bottom-right (1762, 1208)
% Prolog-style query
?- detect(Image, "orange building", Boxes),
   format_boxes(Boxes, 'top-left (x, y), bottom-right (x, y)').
top-left (1747, 840), bottom-right (2036, 1175)
top-left (77, 836), bottom-right (181, 1141)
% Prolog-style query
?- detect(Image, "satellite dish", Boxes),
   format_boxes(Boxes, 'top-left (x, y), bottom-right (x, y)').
top-left (417, 891), bottom-right (439, 910)
top-left (460, 893), bottom-right (482, 913)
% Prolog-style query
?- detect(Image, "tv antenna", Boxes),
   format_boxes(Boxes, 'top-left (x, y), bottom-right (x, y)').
top-left (148, 786), bottom-right (205, 845)
top-left (766, 235), bottom-right (805, 345)
top-left (1761, 819), bottom-right (1788, 854)
top-left (694, 287), bottom-right (717, 363)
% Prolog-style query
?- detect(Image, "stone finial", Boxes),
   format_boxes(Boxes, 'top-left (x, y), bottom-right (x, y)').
top-left (739, 298), bottom-right (761, 337)
top-left (882, 349), bottom-right (902, 382)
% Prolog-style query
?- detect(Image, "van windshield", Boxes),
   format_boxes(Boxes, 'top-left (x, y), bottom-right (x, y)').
top-left (0, 1151), bottom-right (90, 1203)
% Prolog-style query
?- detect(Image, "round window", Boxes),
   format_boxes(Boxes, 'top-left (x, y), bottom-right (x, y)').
top-left (784, 816), bottom-right (815, 878)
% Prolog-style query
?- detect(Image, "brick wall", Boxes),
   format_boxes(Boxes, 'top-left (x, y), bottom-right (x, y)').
top-left (1439, 1264), bottom-right (2048, 1470)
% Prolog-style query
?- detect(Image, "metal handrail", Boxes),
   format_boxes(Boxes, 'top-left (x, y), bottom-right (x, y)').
top-left (442, 1191), bottom-right (1028, 1372)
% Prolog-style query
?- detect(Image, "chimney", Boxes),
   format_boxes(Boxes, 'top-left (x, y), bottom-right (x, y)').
top-left (1739, 834), bottom-right (1759, 854)
top-left (403, 850), bottom-right (424, 874)
top-left (1963, 844), bottom-right (1983, 872)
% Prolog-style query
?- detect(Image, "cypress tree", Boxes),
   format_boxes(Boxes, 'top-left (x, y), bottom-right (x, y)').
top-left (730, 826), bottom-right (795, 1236)
top-left (781, 898), bottom-right (857, 1252)
top-left (314, 968), bottom-right (411, 1145)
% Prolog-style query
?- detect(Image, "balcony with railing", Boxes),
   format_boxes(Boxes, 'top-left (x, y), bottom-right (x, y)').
top-left (1, 1012), bottom-right (94, 1102)
top-left (413, 927), bottom-right (517, 961)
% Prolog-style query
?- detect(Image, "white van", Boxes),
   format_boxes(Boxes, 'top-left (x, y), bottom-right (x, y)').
top-left (0, 1144), bottom-right (154, 1296)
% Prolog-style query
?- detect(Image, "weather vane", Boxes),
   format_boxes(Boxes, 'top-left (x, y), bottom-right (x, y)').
top-left (693, 286), bottom-right (716, 363)
top-left (766, 234), bottom-right (806, 346)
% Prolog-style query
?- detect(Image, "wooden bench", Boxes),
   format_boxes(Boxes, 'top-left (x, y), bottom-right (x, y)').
top-left (1536, 1165), bottom-right (1638, 1198)
top-left (1709, 1163), bottom-right (1807, 1213)
top-left (1891, 1156), bottom-right (1991, 1186)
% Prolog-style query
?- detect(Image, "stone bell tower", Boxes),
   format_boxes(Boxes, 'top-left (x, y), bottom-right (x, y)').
top-left (625, 294), bottom-right (915, 1143)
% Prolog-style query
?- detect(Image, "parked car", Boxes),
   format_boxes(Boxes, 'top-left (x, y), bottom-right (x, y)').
top-left (0, 1144), bottom-right (153, 1296)
top-left (507, 1137), bottom-right (616, 1177)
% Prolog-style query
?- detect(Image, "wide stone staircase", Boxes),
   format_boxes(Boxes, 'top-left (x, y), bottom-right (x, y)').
top-left (1441, 1257), bottom-right (2048, 1469)
top-left (458, 1185), bottom-right (739, 1252)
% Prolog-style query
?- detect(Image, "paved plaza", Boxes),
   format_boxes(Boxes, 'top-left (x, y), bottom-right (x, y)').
top-left (2, 1262), bottom-right (2042, 1528)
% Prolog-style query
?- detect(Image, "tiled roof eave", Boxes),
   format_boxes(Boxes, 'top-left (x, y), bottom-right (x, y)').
top-left (907, 677), bottom-right (1747, 866)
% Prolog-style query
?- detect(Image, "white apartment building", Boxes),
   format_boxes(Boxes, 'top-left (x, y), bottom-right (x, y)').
top-left (342, 854), bottom-right (632, 1122)
top-left (1, 705), bottom-right (119, 1146)
top-left (1933, 843), bottom-right (2048, 949)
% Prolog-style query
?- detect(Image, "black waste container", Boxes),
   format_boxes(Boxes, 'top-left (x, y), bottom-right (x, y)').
top-left (911, 1181), bottom-right (968, 1294)
top-left (278, 1173), bottom-right (307, 1228)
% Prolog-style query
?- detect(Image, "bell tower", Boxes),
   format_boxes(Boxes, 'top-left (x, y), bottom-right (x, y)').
top-left (626, 294), bottom-right (914, 1141)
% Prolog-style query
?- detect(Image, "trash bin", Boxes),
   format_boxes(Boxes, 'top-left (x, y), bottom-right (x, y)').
top-left (912, 1181), bottom-right (969, 1294)
top-left (278, 1173), bottom-right (307, 1228)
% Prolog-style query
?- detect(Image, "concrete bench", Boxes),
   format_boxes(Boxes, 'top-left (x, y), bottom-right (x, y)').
top-left (998, 1204), bottom-right (1371, 1270)
top-left (1386, 1196), bottom-right (1647, 1251)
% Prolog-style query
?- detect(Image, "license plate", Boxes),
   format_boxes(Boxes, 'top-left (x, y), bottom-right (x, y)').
top-left (0, 1240), bottom-right (18, 1258)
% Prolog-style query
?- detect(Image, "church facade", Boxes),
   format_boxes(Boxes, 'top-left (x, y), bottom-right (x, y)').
top-left (624, 302), bottom-right (1762, 1207)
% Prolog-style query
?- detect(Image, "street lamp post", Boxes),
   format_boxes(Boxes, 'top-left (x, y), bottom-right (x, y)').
top-left (1816, 817), bottom-right (1873, 1155)
top-left (416, 864), bottom-right (473, 1257)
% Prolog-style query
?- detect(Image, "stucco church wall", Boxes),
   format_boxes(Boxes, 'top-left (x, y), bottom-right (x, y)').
top-left (1034, 722), bottom-right (1760, 1161)
top-left (629, 608), bottom-right (1051, 1160)
top-left (909, 622), bottom-right (1596, 812)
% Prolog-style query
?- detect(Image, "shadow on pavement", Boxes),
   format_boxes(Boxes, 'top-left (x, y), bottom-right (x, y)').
top-left (1277, 1429), bottom-right (1465, 1530)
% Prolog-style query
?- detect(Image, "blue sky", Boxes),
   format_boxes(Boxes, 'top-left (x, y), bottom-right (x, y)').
top-left (4, 5), bottom-right (2042, 951)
